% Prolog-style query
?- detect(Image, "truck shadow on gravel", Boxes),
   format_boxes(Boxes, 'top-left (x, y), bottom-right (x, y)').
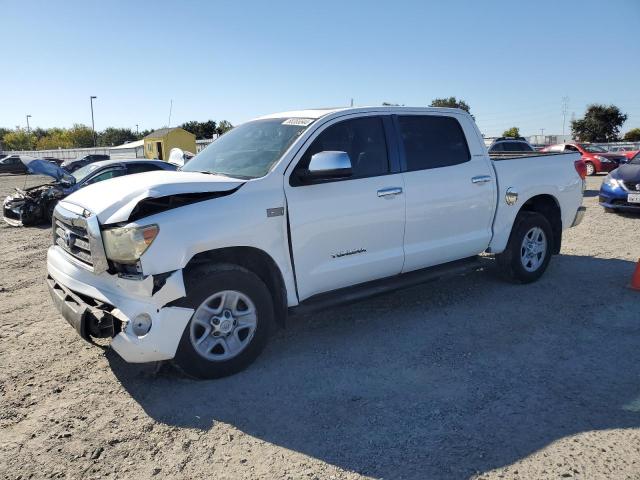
top-left (109, 255), bottom-right (640, 479)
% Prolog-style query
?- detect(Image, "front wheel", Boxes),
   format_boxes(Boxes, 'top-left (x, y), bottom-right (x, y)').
top-left (496, 212), bottom-right (553, 284)
top-left (173, 264), bottom-right (274, 379)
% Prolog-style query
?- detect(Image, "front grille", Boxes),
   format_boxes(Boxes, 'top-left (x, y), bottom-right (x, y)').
top-left (623, 181), bottom-right (640, 191)
top-left (54, 217), bottom-right (93, 267)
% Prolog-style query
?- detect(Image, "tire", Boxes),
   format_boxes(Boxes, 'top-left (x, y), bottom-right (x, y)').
top-left (585, 162), bottom-right (596, 176)
top-left (173, 264), bottom-right (274, 379)
top-left (496, 211), bottom-right (553, 284)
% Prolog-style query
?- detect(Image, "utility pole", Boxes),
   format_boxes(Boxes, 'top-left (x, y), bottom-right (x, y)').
top-left (90, 96), bottom-right (97, 146)
top-left (136, 124), bottom-right (139, 135)
top-left (350, 98), bottom-right (354, 107)
top-left (561, 96), bottom-right (569, 138)
top-left (26, 115), bottom-right (32, 149)
top-left (540, 128), bottom-right (545, 144)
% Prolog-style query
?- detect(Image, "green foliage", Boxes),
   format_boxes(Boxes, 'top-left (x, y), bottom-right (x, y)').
top-left (216, 120), bottom-right (233, 135)
top-left (67, 124), bottom-right (95, 148)
top-left (2, 128), bottom-right (34, 150)
top-left (430, 96), bottom-right (472, 114)
top-left (36, 128), bottom-right (73, 150)
top-left (180, 120), bottom-right (217, 139)
top-left (98, 127), bottom-right (137, 146)
top-left (571, 104), bottom-right (627, 142)
top-left (623, 128), bottom-right (640, 142)
top-left (503, 127), bottom-right (520, 137)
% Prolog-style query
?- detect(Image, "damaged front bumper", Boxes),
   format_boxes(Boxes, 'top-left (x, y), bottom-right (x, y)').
top-left (3, 193), bottom-right (33, 226)
top-left (47, 245), bottom-right (193, 363)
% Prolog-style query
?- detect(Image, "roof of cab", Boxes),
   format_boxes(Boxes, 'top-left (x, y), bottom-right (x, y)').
top-left (254, 106), bottom-right (471, 122)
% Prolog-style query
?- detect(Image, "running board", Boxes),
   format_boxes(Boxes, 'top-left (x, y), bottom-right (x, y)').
top-left (289, 256), bottom-right (492, 316)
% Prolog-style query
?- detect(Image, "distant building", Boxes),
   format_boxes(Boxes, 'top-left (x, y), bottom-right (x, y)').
top-left (109, 139), bottom-right (144, 159)
top-left (527, 134), bottom-right (573, 146)
top-left (144, 127), bottom-right (196, 160)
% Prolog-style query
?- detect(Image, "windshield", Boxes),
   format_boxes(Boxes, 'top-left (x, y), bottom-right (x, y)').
top-left (72, 163), bottom-right (101, 183)
top-left (182, 118), bottom-right (314, 179)
top-left (580, 144), bottom-right (607, 153)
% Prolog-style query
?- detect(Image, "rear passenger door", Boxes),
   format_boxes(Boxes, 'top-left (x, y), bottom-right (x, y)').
top-left (395, 114), bottom-right (496, 272)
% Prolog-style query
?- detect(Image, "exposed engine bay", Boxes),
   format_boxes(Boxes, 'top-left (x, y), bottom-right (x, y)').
top-left (3, 183), bottom-right (68, 226)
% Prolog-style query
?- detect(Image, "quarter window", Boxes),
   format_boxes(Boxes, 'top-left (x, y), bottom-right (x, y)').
top-left (397, 115), bottom-right (470, 171)
top-left (296, 116), bottom-right (389, 181)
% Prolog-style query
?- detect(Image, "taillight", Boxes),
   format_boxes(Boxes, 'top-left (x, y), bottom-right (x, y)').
top-left (574, 160), bottom-right (587, 179)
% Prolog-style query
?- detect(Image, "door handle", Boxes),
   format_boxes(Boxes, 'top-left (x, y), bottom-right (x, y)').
top-left (471, 175), bottom-right (492, 184)
top-left (377, 187), bottom-right (403, 197)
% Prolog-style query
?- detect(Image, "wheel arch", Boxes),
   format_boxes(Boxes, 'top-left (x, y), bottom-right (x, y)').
top-left (517, 194), bottom-right (562, 254)
top-left (184, 246), bottom-right (288, 327)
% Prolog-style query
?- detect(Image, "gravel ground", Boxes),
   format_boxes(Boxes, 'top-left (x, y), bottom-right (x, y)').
top-left (0, 173), bottom-right (639, 480)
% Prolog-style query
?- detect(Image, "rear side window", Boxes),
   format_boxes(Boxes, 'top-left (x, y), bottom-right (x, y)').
top-left (397, 115), bottom-right (470, 171)
top-left (490, 143), bottom-right (504, 152)
top-left (297, 116), bottom-right (389, 180)
top-left (127, 163), bottom-right (162, 174)
top-left (564, 144), bottom-right (579, 152)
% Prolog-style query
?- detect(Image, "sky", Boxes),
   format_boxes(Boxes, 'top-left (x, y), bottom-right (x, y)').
top-left (1, 0), bottom-right (639, 137)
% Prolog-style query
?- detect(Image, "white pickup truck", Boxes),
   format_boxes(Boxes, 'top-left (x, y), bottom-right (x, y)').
top-left (46, 107), bottom-right (585, 378)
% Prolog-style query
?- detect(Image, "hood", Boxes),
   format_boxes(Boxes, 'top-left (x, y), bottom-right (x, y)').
top-left (61, 170), bottom-right (244, 224)
top-left (21, 158), bottom-right (74, 182)
top-left (613, 163), bottom-right (640, 182)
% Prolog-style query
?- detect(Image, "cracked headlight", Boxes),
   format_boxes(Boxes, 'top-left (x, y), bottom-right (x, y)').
top-left (102, 224), bottom-right (159, 264)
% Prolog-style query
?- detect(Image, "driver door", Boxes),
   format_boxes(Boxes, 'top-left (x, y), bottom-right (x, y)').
top-left (284, 115), bottom-right (406, 301)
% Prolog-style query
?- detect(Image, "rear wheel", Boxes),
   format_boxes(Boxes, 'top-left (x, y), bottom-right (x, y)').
top-left (496, 212), bottom-right (553, 284)
top-left (173, 264), bottom-right (273, 379)
top-left (585, 161), bottom-right (596, 176)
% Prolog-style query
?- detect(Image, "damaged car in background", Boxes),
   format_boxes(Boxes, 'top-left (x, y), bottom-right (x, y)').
top-left (3, 158), bottom-right (177, 226)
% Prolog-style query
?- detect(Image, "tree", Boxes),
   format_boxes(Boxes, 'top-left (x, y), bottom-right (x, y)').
top-left (36, 128), bottom-right (73, 150)
top-left (216, 120), bottom-right (233, 135)
top-left (430, 96), bottom-right (472, 117)
top-left (2, 128), bottom-right (34, 150)
top-left (502, 127), bottom-right (520, 137)
top-left (180, 120), bottom-right (217, 139)
top-left (571, 104), bottom-right (627, 142)
top-left (623, 128), bottom-right (640, 142)
top-left (67, 124), bottom-right (95, 147)
top-left (98, 127), bottom-right (137, 146)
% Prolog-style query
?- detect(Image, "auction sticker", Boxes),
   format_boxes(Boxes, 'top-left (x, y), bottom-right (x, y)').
top-left (282, 118), bottom-right (314, 126)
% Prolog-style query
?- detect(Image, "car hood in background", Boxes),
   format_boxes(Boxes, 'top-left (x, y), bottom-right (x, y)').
top-left (20, 158), bottom-right (73, 182)
top-left (613, 163), bottom-right (640, 182)
top-left (60, 170), bottom-right (244, 224)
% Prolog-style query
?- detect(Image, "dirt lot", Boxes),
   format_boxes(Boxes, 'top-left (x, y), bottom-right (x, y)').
top-left (0, 173), bottom-right (639, 480)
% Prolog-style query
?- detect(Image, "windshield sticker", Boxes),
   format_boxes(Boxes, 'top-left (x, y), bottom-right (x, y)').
top-left (282, 118), bottom-right (314, 127)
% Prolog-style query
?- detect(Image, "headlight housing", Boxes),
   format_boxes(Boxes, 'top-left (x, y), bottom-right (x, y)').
top-left (603, 175), bottom-right (623, 189)
top-left (102, 224), bottom-right (159, 264)
top-left (594, 155), bottom-right (610, 163)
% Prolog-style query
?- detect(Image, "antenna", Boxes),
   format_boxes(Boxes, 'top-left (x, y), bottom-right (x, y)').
top-left (561, 96), bottom-right (569, 137)
top-left (168, 99), bottom-right (173, 127)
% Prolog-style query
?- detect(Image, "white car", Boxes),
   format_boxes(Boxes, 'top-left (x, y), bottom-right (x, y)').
top-left (46, 107), bottom-right (585, 378)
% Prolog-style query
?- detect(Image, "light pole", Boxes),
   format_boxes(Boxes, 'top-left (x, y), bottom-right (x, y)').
top-left (90, 96), bottom-right (97, 146)
top-left (136, 124), bottom-right (139, 135)
top-left (26, 115), bottom-right (32, 149)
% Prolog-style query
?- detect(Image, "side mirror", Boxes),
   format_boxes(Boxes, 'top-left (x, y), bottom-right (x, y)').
top-left (301, 151), bottom-right (352, 181)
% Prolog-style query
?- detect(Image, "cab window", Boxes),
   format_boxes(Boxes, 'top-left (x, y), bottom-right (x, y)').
top-left (294, 116), bottom-right (389, 183)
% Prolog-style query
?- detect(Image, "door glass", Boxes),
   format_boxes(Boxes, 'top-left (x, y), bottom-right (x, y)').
top-left (296, 117), bottom-right (389, 181)
top-left (397, 115), bottom-right (470, 171)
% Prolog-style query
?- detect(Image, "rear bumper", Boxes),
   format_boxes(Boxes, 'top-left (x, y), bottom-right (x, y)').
top-left (47, 246), bottom-right (193, 363)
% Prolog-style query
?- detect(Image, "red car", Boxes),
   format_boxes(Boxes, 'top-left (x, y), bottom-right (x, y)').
top-left (540, 143), bottom-right (625, 176)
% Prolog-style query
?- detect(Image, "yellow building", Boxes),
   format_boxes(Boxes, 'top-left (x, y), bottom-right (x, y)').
top-left (143, 127), bottom-right (196, 160)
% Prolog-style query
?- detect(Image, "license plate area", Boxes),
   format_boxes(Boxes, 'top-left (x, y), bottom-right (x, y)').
top-left (628, 193), bottom-right (640, 204)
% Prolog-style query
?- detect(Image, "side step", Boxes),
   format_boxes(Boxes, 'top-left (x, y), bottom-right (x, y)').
top-left (289, 256), bottom-right (493, 316)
